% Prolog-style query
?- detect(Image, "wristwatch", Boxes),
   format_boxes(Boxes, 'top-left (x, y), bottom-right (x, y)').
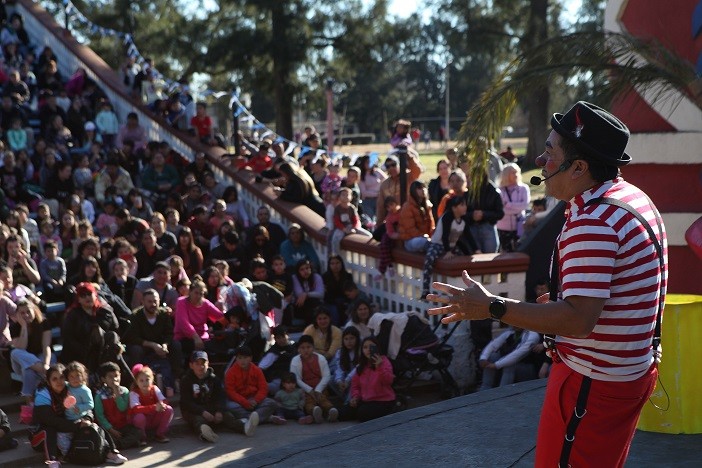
top-left (489, 297), bottom-right (507, 321)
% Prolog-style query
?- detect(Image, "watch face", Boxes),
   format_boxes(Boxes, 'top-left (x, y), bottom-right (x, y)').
top-left (490, 298), bottom-right (507, 320)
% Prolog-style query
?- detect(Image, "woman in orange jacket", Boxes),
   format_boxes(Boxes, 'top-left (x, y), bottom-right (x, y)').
top-left (398, 180), bottom-right (435, 253)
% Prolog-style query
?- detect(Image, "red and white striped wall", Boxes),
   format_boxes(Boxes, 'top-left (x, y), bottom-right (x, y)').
top-left (605, 0), bottom-right (702, 294)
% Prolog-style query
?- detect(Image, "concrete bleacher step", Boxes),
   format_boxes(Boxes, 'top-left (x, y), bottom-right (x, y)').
top-left (1, 392), bottom-right (183, 438)
top-left (0, 419), bottom-right (194, 468)
top-left (0, 391), bottom-right (191, 468)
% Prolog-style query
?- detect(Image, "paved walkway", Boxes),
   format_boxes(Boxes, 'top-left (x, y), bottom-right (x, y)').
top-left (230, 380), bottom-right (701, 467)
top-left (2, 380), bottom-right (699, 467)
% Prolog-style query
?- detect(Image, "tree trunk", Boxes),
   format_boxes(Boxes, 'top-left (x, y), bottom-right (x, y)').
top-left (271, 3), bottom-right (294, 139)
top-left (526, 88), bottom-right (549, 165)
top-left (524, 0), bottom-right (549, 165)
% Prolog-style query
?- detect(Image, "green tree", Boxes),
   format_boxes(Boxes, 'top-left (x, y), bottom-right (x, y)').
top-left (455, 30), bottom-right (702, 188)
top-left (190, 0), bottom-right (314, 139)
top-left (320, 6), bottom-right (444, 136)
top-left (430, 0), bottom-right (562, 161)
top-left (64, 0), bottom-right (209, 79)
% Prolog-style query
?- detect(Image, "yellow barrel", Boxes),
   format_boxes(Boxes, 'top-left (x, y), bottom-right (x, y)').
top-left (638, 294), bottom-right (702, 433)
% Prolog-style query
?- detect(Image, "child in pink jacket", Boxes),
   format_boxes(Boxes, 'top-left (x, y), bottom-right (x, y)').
top-left (340, 337), bottom-right (395, 422)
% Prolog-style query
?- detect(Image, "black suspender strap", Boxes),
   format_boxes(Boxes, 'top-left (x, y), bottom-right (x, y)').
top-left (559, 375), bottom-right (592, 468)
top-left (585, 197), bottom-right (665, 351)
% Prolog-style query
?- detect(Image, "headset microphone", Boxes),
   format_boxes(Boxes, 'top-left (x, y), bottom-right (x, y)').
top-left (530, 160), bottom-right (573, 186)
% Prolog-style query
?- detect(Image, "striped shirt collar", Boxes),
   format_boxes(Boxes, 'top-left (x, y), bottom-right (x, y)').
top-left (568, 177), bottom-right (622, 218)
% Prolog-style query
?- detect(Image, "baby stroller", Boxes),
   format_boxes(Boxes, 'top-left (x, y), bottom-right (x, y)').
top-left (371, 312), bottom-right (460, 401)
top-left (208, 306), bottom-right (272, 374)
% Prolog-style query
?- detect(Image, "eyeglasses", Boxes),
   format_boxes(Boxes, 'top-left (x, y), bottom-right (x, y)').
top-left (385, 163), bottom-right (397, 168)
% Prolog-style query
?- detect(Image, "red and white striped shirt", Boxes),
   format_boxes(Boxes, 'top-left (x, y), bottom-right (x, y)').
top-left (555, 178), bottom-right (667, 382)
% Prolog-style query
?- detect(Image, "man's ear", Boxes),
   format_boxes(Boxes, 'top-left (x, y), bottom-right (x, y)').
top-left (571, 159), bottom-right (589, 178)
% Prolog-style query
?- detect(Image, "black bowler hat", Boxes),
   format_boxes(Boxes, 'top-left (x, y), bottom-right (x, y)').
top-left (551, 101), bottom-right (631, 167)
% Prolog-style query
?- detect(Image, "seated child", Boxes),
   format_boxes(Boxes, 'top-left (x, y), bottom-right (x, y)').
top-left (330, 188), bottom-right (371, 256)
top-left (268, 255), bottom-right (293, 310)
top-left (522, 197), bottom-right (548, 237)
top-left (259, 326), bottom-right (297, 395)
top-left (128, 364), bottom-right (174, 444)
top-left (224, 346), bottom-right (281, 431)
top-left (94, 362), bottom-right (142, 450)
top-left (6, 117), bottom-right (28, 152)
top-left (321, 161), bottom-right (342, 196)
top-left (341, 336), bottom-right (396, 422)
top-left (39, 220), bottom-right (62, 260)
top-left (420, 195), bottom-right (480, 299)
top-left (65, 362), bottom-right (94, 422)
top-left (180, 351), bottom-right (244, 442)
top-left (329, 326), bottom-right (360, 402)
top-left (274, 372), bottom-right (313, 424)
top-left (95, 199), bottom-right (119, 239)
top-left (168, 254), bottom-right (190, 285)
top-left (32, 364), bottom-right (79, 465)
top-left (39, 240), bottom-right (66, 303)
top-left (289, 335), bottom-right (339, 424)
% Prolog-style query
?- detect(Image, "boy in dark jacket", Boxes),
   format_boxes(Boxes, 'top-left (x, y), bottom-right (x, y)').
top-left (180, 351), bottom-right (252, 442)
top-left (258, 326), bottom-right (297, 395)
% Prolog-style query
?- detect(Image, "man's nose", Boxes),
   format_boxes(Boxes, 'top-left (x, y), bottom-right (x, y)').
top-left (535, 154), bottom-right (547, 168)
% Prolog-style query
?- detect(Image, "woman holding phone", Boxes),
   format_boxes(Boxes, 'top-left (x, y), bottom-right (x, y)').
top-left (340, 336), bottom-right (396, 422)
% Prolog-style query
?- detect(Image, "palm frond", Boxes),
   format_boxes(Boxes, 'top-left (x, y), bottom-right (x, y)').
top-left (457, 31), bottom-right (702, 191)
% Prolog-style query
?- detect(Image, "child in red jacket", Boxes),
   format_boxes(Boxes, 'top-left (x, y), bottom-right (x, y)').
top-left (128, 364), bottom-right (174, 444)
top-left (224, 346), bottom-right (284, 429)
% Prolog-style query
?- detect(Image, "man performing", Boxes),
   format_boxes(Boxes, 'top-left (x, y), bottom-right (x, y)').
top-left (428, 101), bottom-right (667, 467)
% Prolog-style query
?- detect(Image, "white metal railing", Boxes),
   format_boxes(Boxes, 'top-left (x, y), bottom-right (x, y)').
top-left (21, 1), bottom-right (530, 388)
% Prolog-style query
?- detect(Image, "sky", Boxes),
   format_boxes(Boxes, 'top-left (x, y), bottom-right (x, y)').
top-left (385, 0), bottom-right (582, 22)
top-left (196, 0), bottom-right (583, 24)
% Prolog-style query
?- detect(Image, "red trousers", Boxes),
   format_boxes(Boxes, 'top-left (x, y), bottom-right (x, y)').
top-left (535, 361), bottom-right (657, 467)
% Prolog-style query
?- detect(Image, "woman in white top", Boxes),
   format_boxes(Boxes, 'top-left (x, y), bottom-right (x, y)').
top-left (356, 154), bottom-right (387, 223)
top-left (496, 163), bottom-right (530, 252)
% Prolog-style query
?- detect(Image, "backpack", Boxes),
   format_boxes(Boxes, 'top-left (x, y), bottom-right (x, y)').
top-left (67, 424), bottom-right (109, 466)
